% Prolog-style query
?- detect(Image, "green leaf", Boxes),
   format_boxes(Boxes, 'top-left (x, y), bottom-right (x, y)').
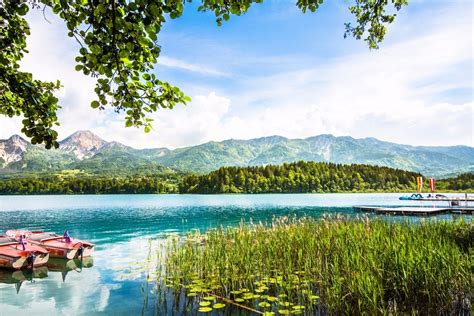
top-left (91, 100), bottom-right (100, 108)
top-left (18, 4), bottom-right (29, 16)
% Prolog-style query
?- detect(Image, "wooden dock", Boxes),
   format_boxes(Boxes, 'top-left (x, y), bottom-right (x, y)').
top-left (354, 205), bottom-right (474, 216)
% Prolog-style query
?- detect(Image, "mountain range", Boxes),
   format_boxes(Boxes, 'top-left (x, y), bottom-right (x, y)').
top-left (1, 131), bottom-right (472, 177)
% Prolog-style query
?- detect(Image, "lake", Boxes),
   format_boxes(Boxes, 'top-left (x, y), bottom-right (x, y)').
top-left (0, 193), bottom-right (468, 315)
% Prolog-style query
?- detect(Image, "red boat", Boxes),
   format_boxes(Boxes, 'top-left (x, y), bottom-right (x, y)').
top-left (7, 230), bottom-right (94, 260)
top-left (0, 236), bottom-right (49, 269)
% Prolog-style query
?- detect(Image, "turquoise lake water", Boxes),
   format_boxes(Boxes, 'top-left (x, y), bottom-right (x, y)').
top-left (0, 193), bottom-right (469, 315)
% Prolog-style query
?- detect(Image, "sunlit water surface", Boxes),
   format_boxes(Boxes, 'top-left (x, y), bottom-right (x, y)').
top-left (0, 194), bottom-right (470, 315)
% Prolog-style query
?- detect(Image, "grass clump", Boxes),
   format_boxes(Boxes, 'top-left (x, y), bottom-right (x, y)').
top-left (163, 216), bottom-right (473, 314)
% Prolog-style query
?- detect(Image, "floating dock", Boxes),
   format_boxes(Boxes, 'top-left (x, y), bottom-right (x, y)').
top-left (354, 205), bottom-right (474, 216)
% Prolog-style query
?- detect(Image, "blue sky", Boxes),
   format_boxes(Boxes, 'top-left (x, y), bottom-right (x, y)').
top-left (1, 0), bottom-right (472, 148)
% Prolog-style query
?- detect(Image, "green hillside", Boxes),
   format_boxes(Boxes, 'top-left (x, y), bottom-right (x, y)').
top-left (1, 132), bottom-right (473, 177)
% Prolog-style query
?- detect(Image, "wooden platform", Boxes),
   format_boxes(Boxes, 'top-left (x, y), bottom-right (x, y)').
top-left (354, 205), bottom-right (474, 216)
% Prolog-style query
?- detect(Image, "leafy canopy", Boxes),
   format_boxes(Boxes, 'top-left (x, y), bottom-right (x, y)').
top-left (0, 0), bottom-right (408, 148)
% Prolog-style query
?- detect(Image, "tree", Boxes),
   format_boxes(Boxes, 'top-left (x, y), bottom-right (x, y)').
top-left (1, 0), bottom-right (408, 148)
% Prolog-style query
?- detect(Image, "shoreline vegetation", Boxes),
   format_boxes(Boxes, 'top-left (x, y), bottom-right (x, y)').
top-left (0, 161), bottom-right (472, 195)
top-left (158, 216), bottom-right (473, 314)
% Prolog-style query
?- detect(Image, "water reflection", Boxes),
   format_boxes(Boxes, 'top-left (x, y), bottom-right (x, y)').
top-left (0, 266), bottom-right (48, 294)
top-left (0, 258), bottom-right (93, 294)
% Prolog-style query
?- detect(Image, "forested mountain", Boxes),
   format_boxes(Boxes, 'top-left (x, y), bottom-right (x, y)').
top-left (1, 131), bottom-right (472, 177)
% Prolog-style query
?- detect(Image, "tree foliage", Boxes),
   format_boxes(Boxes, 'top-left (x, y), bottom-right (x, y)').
top-left (1, 0), bottom-right (408, 148)
top-left (437, 173), bottom-right (474, 192)
top-left (0, 173), bottom-right (181, 194)
top-left (0, 164), bottom-right (471, 195)
top-left (180, 161), bottom-right (423, 193)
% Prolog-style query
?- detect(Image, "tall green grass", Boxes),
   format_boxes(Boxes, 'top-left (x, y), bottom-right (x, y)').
top-left (163, 217), bottom-right (473, 314)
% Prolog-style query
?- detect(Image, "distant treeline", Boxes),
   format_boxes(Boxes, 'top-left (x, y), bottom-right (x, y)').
top-left (179, 162), bottom-right (474, 194)
top-left (179, 161), bottom-right (422, 193)
top-left (437, 173), bottom-right (474, 191)
top-left (0, 162), bottom-right (472, 194)
top-left (0, 174), bottom-right (180, 194)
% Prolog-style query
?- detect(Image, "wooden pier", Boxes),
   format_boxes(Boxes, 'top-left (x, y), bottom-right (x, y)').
top-left (354, 205), bottom-right (474, 216)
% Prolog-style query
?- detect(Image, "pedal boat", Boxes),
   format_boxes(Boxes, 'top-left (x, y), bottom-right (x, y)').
top-left (0, 236), bottom-right (49, 269)
top-left (7, 230), bottom-right (94, 260)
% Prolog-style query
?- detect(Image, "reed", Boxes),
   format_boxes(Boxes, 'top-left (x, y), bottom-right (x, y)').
top-left (162, 216), bottom-right (473, 314)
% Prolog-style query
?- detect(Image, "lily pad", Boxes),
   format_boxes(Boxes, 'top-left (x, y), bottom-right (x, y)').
top-left (213, 303), bottom-right (225, 309)
top-left (258, 301), bottom-right (271, 308)
top-left (198, 307), bottom-right (213, 313)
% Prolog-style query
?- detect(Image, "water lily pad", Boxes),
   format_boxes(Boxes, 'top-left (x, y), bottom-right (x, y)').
top-left (267, 296), bottom-right (278, 302)
top-left (203, 296), bottom-right (216, 301)
top-left (234, 298), bottom-right (245, 303)
top-left (187, 293), bottom-right (197, 297)
top-left (278, 310), bottom-right (291, 315)
top-left (213, 303), bottom-right (225, 309)
top-left (258, 301), bottom-right (271, 308)
top-left (198, 307), bottom-right (213, 313)
top-left (263, 312), bottom-right (275, 316)
top-left (199, 301), bottom-right (211, 307)
top-left (243, 293), bottom-right (254, 300)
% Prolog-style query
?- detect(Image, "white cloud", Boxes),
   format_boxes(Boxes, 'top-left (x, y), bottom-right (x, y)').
top-left (1, 2), bottom-right (472, 148)
top-left (158, 56), bottom-right (230, 77)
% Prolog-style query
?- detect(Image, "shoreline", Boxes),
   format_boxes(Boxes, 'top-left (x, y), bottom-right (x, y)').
top-left (1, 190), bottom-right (473, 196)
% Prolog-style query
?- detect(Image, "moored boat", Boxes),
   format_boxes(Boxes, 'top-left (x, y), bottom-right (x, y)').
top-left (0, 236), bottom-right (49, 269)
top-left (7, 230), bottom-right (94, 260)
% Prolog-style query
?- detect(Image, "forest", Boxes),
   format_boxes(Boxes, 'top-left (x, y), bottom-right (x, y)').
top-left (0, 173), bottom-right (180, 194)
top-left (0, 162), bottom-right (472, 195)
top-left (179, 162), bottom-right (474, 194)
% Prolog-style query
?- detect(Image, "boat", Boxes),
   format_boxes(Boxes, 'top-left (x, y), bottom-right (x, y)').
top-left (0, 236), bottom-right (49, 269)
top-left (6, 230), bottom-right (94, 260)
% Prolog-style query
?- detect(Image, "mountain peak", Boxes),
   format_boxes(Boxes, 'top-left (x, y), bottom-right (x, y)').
top-left (8, 134), bottom-right (28, 143)
top-left (0, 135), bottom-right (29, 167)
top-left (59, 130), bottom-right (107, 160)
